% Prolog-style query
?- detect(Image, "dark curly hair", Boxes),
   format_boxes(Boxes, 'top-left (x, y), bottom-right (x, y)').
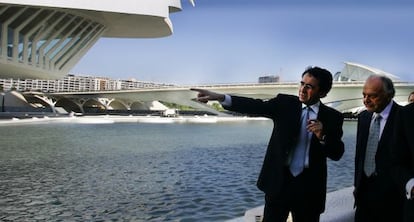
top-left (302, 66), bottom-right (333, 97)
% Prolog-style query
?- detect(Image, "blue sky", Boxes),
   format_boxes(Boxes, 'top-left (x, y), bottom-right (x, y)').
top-left (71, 0), bottom-right (414, 85)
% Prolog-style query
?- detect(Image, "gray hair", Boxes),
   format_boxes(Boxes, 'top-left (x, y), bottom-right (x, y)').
top-left (368, 74), bottom-right (395, 98)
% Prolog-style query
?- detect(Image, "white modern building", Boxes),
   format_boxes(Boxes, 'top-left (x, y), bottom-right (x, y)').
top-left (0, 0), bottom-right (191, 79)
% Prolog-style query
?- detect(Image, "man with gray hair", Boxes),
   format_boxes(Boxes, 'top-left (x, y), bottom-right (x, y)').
top-left (353, 74), bottom-right (405, 221)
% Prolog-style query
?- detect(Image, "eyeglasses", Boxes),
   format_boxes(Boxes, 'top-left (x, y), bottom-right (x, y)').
top-left (299, 81), bottom-right (315, 90)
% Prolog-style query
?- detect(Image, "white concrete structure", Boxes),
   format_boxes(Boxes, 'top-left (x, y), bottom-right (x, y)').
top-left (335, 61), bottom-right (401, 82)
top-left (227, 186), bottom-right (355, 222)
top-left (0, 0), bottom-right (189, 79)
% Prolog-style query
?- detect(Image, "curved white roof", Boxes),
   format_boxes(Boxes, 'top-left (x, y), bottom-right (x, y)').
top-left (0, 0), bottom-right (184, 38)
top-left (339, 62), bottom-right (400, 81)
top-left (0, 0), bottom-right (190, 80)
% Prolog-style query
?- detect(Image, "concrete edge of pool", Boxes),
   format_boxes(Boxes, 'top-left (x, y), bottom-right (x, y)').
top-left (226, 186), bottom-right (355, 222)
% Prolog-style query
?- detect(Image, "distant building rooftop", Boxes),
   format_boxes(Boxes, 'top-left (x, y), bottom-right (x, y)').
top-left (258, 75), bottom-right (280, 83)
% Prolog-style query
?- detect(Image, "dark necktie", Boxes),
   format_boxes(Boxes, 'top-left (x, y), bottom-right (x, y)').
top-left (364, 114), bottom-right (382, 176)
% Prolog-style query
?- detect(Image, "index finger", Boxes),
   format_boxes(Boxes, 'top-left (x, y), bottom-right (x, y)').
top-left (190, 88), bottom-right (206, 92)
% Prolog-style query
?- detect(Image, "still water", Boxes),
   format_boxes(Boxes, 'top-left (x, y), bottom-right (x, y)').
top-left (0, 120), bottom-right (356, 221)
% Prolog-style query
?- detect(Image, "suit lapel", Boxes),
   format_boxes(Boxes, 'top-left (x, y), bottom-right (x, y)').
top-left (356, 111), bottom-right (373, 165)
top-left (293, 100), bottom-right (304, 137)
top-left (317, 103), bottom-right (328, 126)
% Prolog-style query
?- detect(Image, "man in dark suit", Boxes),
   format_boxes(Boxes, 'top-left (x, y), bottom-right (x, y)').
top-left (192, 66), bottom-right (344, 222)
top-left (353, 74), bottom-right (404, 222)
top-left (408, 91), bottom-right (414, 103)
top-left (392, 102), bottom-right (414, 222)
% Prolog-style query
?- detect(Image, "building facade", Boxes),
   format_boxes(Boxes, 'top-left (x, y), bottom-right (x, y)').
top-left (0, 74), bottom-right (175, 92)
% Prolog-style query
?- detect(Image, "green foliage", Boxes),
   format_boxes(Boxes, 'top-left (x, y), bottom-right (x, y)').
top-left (211, 102), bottom-right (225, 111)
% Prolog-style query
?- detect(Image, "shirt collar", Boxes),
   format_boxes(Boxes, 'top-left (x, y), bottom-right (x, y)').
top-left (374, 100), bottom-right (394, 121)
top-left (302, 101), bottom-right (320, 113)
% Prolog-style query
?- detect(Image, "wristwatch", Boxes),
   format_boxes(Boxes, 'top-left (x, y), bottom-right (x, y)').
top-left (319, 135), bottom-right (326, 144)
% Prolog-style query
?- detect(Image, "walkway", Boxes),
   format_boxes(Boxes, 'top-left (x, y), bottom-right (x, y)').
top-left (227, 186), bottom-right (355, 222)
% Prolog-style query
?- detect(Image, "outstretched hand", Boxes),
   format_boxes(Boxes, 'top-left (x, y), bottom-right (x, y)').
top-left (190, 88), bottom-right (225, 103)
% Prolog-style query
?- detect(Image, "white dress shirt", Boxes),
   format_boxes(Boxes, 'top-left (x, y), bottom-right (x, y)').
top-left (406, 179), bottom-right (414, 199)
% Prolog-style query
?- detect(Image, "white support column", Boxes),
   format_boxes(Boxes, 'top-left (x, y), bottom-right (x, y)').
top-left (53, 22), bottom-right (93, 70)
top-left (45, 18), bottom-right (85, 70)
top-left (1, 6), bottom-right (26, 59)
top-left (33, 94), bottom-right (56, 113)
top-left (12, 8), bottom-right (43, 61)
top-left (55, 23), bottom-right (100, 70)
top-left (38, 14), bottom-right (75, 68)
top-left (25, 11), bottom-right (52, 64)
top-left (23, 11), bottom-right (62, 67)
top-left (36, 12), bottom-right (69, 66)
top-left (29, 10), bottom-right (61, 65)
top-left (59, 24), bottom-right (105, 73)
top-left (0, 6), bottom-right (10, 57)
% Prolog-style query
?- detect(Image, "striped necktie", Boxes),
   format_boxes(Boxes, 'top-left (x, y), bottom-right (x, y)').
top-left (364, 114), bottom-right (382, 176)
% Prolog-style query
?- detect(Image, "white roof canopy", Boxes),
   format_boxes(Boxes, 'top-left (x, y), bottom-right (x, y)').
top-left (339, 62), bottom-right (400, 81)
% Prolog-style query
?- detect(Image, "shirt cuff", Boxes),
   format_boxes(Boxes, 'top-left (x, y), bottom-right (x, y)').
top-left (406, 178), bottom-right (414, 199)
top-left (220, 94), bottom-right (232, 107)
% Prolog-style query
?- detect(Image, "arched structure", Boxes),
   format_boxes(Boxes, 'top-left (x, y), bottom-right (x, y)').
top-left (130, 101), bottom-right (149, 110)
top-left (54, 97), bottom-right (82, 113)
top-left (3, 61), bottom-right (413, 116)
top-left (4, 79), bottom-right (414, 116)
top-left (334, 61), bottom-right (401, 82)
top-left (108, 100), bottom-right (128, 110)
top-left (0, 0), bottom-right (189, 79)
top-left (82, 98), bottom-right (105, 113)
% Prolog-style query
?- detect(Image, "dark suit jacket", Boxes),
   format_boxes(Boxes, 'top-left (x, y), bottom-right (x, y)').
top-left (224, 93), bottom-right (344, 212)
top-left (392, 103), bottom-right (414, 219)
top-left (354, 101), bottom-right (404, 206)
